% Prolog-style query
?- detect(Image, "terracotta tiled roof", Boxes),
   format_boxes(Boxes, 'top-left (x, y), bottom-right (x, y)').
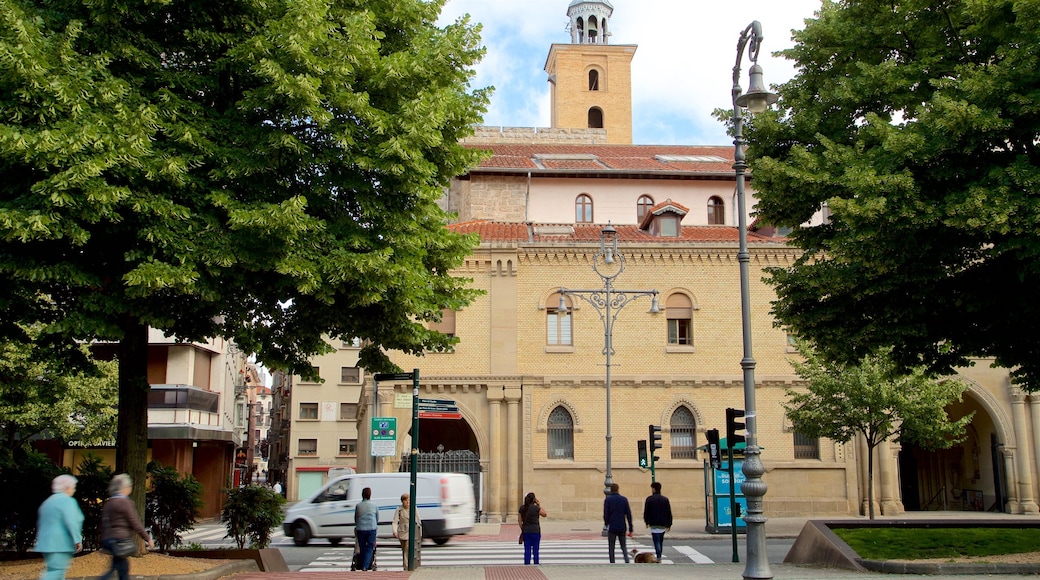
top-left (448, 220), bottom-right (778, 244)
top-left (463, 144), bottom-right (735, 177)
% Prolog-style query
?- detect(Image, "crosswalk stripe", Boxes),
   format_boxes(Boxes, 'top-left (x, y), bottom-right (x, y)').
top-left (296, 540), bottom-right (675, 570)
top-left (674, 545), bottom-right (714, 564)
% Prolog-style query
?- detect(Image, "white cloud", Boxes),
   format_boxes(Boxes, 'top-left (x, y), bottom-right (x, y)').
top-left (438, 0), bottom-right (821, 145)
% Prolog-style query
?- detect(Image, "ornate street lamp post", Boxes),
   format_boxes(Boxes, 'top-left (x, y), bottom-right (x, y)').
top-left (731, 20), bottom-right (778, 580)
top-left (559, 224), bottom-right (660, 495)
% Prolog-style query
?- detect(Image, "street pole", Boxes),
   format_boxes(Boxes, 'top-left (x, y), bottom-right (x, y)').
top-left (559, 224), bottom-right (660, 495)
top-left (731, 20), bottom-right (778, 580)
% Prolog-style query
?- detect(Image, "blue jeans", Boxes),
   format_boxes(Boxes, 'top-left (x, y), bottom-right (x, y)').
top-left (97, 538), bottom-right (129, 580)
top-left (41, 552), bottom-right (72, 580)
top-left (651, 531), bottom-right (665, 559)
top-left (522, 531), bottom-right (541, 564)
top-left (356, 529), bottom-right (377, 570)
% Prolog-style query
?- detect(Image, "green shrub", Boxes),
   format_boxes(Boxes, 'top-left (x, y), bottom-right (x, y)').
top-left (221, 485), bottom-right (285, 549)
top-left (73, 453), bottom-right (112, 551)
top-left (0, 450), bottom-right (64, 553)
top-left (145, 461), bottom-right (203, 552)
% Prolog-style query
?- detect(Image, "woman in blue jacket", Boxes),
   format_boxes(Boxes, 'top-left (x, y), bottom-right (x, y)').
top-left (34, 474), bottom-right (84, 580)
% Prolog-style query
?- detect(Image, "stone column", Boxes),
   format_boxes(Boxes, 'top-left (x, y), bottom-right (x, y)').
top-left (1011, 392), bottom-right (1039, 513)
top-left (878, 437), bottom-right (904, 515)
top-left (488, 390), bottom-right (504, 522)
top-left (1003, 448), bottom-right (1020, 514)
top-left (857, 435), bottom-right (871, 516)
top-left (505, 388), bottom-right (521, 515)
top-left (1030, 396), bottom-right (1040, 508)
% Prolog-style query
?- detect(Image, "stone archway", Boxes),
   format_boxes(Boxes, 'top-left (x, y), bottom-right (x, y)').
top-left (897, 389), bottom-right (1004, 512)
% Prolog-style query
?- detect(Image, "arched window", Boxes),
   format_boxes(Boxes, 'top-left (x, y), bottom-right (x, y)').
top-left (547, 406), bottom-right (574, 459)
top-left (575, 17), bottom-right (585, 43)
top-left (575, 194), bottom-right (594, 223)
top-left (708, 196), bottom-right (725, 225)
top-left (636, 195), bottom-right (654, 222)
top-left (670, 406), bottom-right (696, 459)
top-left (547, 293), bottom-right (572, 346)
top-left (587, 15), bottom-right (599, 43)
top-left (589, 69), bottom-right (600, 91)
top-left (588, 107), bottom-right (604, 129)
top-left (666, 293), bottom-right (693, 345)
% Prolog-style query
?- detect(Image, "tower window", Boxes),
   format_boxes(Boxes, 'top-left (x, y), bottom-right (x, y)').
top-left (637, 195), bottom-right (654, 222)
top-left (588, 107), bottom-right (603, 129)
top-left (708, 196), bottom-right (725, 225)
top-left (589, 69), bottom-right (599, 91)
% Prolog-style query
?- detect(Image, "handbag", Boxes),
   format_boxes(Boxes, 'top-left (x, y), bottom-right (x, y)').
top-left (110, 537), bottom-right (137, 557)
top-left (601, 525), bottom-right (609, 537)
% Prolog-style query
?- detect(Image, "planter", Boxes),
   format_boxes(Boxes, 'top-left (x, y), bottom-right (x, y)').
top-left (169, 548), bottom-right (289, 572)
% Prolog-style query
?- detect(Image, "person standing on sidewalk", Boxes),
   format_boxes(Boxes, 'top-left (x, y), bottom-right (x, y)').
top-left (643, 481), bottom-right (672, 562)
top-left (518, 492), bottom-right (547, 565)
top-left (393, 493), bottom-right (421, 569)
top-left (603, 483), bottom-right (633, 563)
top-left (355, 487), bottom-right (378, 570)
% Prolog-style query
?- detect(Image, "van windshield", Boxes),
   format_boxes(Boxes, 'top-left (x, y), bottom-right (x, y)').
top-left (317, 480), bottom-right (349, 503)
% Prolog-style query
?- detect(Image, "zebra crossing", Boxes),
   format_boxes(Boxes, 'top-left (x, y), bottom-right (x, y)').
top-left (179, 524), bottom-right (290, 547)
top-left (297, 540), bottom-right (688, 571)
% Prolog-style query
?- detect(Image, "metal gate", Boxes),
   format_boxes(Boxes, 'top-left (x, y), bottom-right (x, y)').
top-left (399, 449), bottom-right (481, 520)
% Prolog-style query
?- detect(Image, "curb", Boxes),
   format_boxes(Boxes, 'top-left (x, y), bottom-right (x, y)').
top-left (66, 559), bottom-right (259, 580)
top-left (860, 559), bottom-right (1040, 575)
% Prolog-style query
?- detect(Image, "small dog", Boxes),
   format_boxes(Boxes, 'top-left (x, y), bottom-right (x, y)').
top-left (631, 549), bottom-right (658, 563)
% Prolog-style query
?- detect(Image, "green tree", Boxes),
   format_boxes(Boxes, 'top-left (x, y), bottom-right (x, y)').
top-left (1, 0), bottom-right (488, 515)
top-left (0, 328), bottom-right (118, 457)
top-left (743, 0), bottom-right (1040, 389)
top-left (784, 343), bottom-right (973, 519)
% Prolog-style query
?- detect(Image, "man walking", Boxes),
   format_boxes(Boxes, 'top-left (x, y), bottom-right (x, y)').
top-left (603, 483), bottom-right (633, 563)
top-left (355, 487), bottom-right (379, 570)
top-left (643, 481), bottom-right (673, 562)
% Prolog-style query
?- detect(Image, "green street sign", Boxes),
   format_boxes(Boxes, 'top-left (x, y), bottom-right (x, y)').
top-left (372, 417), bottom-right (397, 440)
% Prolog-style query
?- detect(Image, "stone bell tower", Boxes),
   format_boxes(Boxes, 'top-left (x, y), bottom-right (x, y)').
top-left (544, 1), bottom-right (635, 144)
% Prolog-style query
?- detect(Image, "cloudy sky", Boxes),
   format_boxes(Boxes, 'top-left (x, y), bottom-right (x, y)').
top-left (436, 0), bottom-right (822, 145)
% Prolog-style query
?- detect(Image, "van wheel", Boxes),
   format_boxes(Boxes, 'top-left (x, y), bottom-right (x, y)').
top-left (292, 523), bottom-right (312, 546)
top-left (329, 537), bottom-right (342, 546)
top-left (433, 537), bottom-right (449, 545)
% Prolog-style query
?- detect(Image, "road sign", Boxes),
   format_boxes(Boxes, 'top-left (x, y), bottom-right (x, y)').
top-left (374, 372), bottom-right (415, 381)
top-left (418, 398), bottom-right (457, 407)
top-left (372, 417), bottom-right (397, 440)
top-left (371, 417), bottom-right (398, 457)
top-left (418, 411), bottom-right (462, 420)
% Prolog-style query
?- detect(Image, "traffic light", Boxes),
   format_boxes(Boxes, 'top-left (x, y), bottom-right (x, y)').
top-left (705, 428), bottom-right (721, 469)
top-left (648, 424), bottom-right (662, 466)
top-left (637, 440), bottom-right (648, 468)
top-left (726, 408), bottom-right (746, 448)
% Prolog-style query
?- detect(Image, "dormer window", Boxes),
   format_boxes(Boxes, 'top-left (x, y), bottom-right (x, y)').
top-left (657, 215), bottom-right (680, 237)
top-left (639, 198), bottom-right (689, 238)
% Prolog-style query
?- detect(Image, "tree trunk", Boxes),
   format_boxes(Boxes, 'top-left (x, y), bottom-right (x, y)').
top-left (867, 442), bottom-right (876, 520)
top-left (116, 319), bottom-right (150, 520)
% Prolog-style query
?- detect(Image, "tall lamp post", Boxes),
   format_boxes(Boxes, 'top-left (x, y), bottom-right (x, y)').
top-left (731, 20), bottom-right (778, 580)
top-left (558, 224), bottom-right (660, 495)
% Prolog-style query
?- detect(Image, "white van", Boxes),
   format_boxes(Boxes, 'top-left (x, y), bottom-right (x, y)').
top-left (283, 472), bottom-right (475, 546)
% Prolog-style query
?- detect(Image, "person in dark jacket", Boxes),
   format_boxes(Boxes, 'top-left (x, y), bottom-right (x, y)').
top-left (602, 483), bottom-right (633, 563)
top-left (643, 481), bottom-right (673, 561)
top-left (518, 492), bottom-right (547, 565)
top-left (98, 474), bottom-right (153, 580)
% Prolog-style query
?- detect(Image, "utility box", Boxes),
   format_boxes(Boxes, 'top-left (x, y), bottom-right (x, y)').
top-left (703, 438), bottom-right (747, 534)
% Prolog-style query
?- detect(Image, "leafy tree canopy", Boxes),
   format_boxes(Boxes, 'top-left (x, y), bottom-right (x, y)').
top-left (0, 326), bottom-right (118, 456)
top-left (745, 0), bottom-right (1040, 389)
top-left (0, 0), bottom-right (489, 374)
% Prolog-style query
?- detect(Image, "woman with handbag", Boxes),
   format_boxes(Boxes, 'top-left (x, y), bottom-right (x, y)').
top-left (518, 492), bottom-right (547, 565)
top-left (98, 474), bottom-right (153, 580)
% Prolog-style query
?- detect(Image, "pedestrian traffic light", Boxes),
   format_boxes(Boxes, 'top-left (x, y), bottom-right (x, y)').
top-left (705, 428), bottom-right (721, 469)
top-left (637, 440), bottom-right (648, 468)
top-left (726, 408), bottom-right (746, 448)
top-left (648, 424), bottom-right (662, 465)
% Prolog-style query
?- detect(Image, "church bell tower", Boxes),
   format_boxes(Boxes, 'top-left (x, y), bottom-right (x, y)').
top-left (544, 1), bottom-right (635, 144)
